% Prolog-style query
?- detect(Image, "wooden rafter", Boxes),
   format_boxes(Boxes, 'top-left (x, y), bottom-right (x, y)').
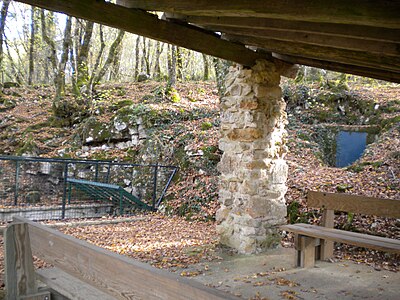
top-left (14, 0), bottom-right (288, 69)
top-left (211, 26), bottom-right (400, 56)
top-left (119, 0), bottom-right (400, 28)
top-left (273, 54), bottom-right (400, 83)
top-left (225, 34), bottom-right (400, 73)
top-left (167, 15), bottom-right (400, 43)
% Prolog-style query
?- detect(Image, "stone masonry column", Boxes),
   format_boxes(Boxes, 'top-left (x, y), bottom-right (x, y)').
top-left (216, 60), bottom-right (288, 254)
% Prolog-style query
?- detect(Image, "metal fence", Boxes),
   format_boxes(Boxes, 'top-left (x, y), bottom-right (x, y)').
top-left (0, 156), bottom-right (177, 221)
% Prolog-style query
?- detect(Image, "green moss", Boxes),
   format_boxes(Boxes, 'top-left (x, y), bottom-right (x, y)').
top-left (0, 98), bottom-right (16, 111)
top-left (170, 90), bottom-right (181, 103)
top-left (381, 116), bottom-right (400, 129)
top-left (347, 161), bottom-right (384, 173)
top-left (201, 121), bottom-right (213, 130)
top-left (336, 184), bottom-right (353, 192)
top-left (112, 99), bottom-right (134, 110)
top-left (16, 133), bottom-right (39, 156)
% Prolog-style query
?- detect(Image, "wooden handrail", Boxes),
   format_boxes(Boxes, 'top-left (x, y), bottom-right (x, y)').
top-left (6, 217), bottom-right (238, 300)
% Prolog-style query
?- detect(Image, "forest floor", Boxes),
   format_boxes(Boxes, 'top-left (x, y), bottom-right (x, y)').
top-left (0, 80), bottom-right (399, 298)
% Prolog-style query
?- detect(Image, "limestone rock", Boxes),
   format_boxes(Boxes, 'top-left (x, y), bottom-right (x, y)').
top-left (217, 59), bottom-right (288, 254)
top-left (227, 128), bottom-right (263, 142)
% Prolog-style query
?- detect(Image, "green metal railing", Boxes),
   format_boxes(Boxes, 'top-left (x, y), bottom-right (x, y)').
top-left (66, 178), bottom-right (153, 216)
top-left (0, 155), bottom-right (178, 219)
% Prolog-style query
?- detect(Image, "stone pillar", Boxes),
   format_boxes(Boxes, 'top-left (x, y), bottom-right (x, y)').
top-left (216, 60), bottom-right (288, 254)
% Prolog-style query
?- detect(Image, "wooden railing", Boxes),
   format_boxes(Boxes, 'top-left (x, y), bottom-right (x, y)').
top-left (5, 216), bottom-right (238, 300)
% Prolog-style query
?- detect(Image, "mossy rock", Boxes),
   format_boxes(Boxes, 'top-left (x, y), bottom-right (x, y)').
top-left (115, 104), bottom-right (160, 127)
top-left (0, 98), bottom-right (17, 112)
top-left (16, 134), bottom-right (39, 156)
top-left (111, 99), bottom-right (134, 110)
top-left (77, 117), bottom-right (114, 144)
top-left (3, 82), bottom-right (20, 88)
top-left (25, 191), bottom-right (41, 204)
top-left (52, 97), bottom-right (87, 125)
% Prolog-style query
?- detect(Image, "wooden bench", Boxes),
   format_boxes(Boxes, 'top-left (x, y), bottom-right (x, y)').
top-left (281, 191), bottom-right (400, 268)
top-left (5, 216), bottom-right (239, 300)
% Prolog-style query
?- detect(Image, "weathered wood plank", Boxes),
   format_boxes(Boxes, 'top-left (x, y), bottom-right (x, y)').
top-left (118, 0), bottom-right (400, 28)
top-left (36, 268), bottom-right (115, 300)
top-left (224, 34), bottom-right (400, 73)
top-left (14, 0), bottom-right (286, 69)
top-left (308, 191), bottom-right (400, 218)
top-left (272, 54), bottom-right (400, 83)
top-left (5, 225), bottom-right (17, 300)
top-left (207, 25), bottom-right (400, 56)
top-left (281, 224), bottom-right (400, 253)
top-left (5, 223), bottom-right (38, 300)
top-left (320, 210), bottom-right (335, 260)
top-left (297, 236), bottom-right (316, 268)
top-left (172, 16), bottom-right (400, 42)
top-left (18, 291), bottom-right (51, 300)
top-left (14, 217), bottom-right (238, 300)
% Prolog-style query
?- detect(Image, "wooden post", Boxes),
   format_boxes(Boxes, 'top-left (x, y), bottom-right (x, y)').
top-left (5, 223), bottom-right (37, 300)
top-left (296, 235), bottom-right (316, 268)
top-left (320, 209), bottom-right (335, 260)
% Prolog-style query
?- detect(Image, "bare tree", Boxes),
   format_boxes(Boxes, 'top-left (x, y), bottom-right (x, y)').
top-left (153, 41), bottom-right (163, 80)
top-left (90, 29), bottom-right (125, 88)
top-left (167, 44), bottom-right (176, 87)
top-left (202, 53), bottom-right (209, 81)
top-left (0, 0), bottom-right (10, 79)
top-left (28, 6), bottom-right (36, 85)
top-left (134, 35), bottom-right (140, 80)
top-left (40, 9), bottom-right (72, 99)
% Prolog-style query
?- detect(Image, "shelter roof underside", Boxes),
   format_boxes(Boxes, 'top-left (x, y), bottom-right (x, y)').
top-left (15, 0), bottom-right (400, 82)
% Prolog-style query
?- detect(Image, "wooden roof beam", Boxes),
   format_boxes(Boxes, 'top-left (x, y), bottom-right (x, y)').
top-left (211, 26), bottom-right (400, 56)
top-left (14, 0), bottom-right (293, 72)
top-left (170, 15), bottom-right (400, 43)
top-left (118, 0), bottom-right (400, 28)
top-left (273, 54), bottom-right (400, 83)
top-left (224, 34), bottom-right (400, 73)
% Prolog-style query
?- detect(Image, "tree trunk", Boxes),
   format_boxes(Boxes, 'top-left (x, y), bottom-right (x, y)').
top-left (40, 10), bottom-right (57, 74)
top-left (134, 35), bottom-right (140, 80)
top-left (109, 32), bottom-right (123, 81)
top-left (167, 45), bottom-right (176, 87)
top-left (4, 39), bottom-right (24, 84)
top-left (213, 58), bottom-right (231, 98)
top-left (141, 36), bottom-right (150, 75)
top-left (202, 53), bottom-right (209, 81)
top-left (176, 47), bottom-right (183, 81)
top-left (54, 16), bottom-right (72, 99)
top-left (41, 10), bottom-right (72, 99)
top-left (75, 20), bottom-right (94, 96)
top-left (92, 29), bottom-right (125, 87)
top-left (153, 41), bottom-right (162, 80)
top-left (28, 7), bottom-right (36, 85)
top-left (0, 0), bottom-right (11, 79)
top-left (89, 24), bottom-right (105, 88)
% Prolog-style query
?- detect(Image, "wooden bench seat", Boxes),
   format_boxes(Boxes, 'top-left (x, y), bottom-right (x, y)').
top-left (36, 268), bottom-right (116, 300)
top-left (281, 191), bottom-right (400, 268)
top-left (281, 223), bottom-right (400, 253)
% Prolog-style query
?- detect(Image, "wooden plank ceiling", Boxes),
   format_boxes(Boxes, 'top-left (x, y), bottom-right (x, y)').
top-left (15, 0), bottom-right (400, 82)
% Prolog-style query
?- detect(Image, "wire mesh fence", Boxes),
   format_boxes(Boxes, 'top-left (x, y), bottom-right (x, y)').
top-left (0, 156), bottom-right (177, 222)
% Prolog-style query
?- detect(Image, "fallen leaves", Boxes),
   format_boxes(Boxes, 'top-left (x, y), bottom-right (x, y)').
top-left (58, 214), bottom-right (219, 270)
